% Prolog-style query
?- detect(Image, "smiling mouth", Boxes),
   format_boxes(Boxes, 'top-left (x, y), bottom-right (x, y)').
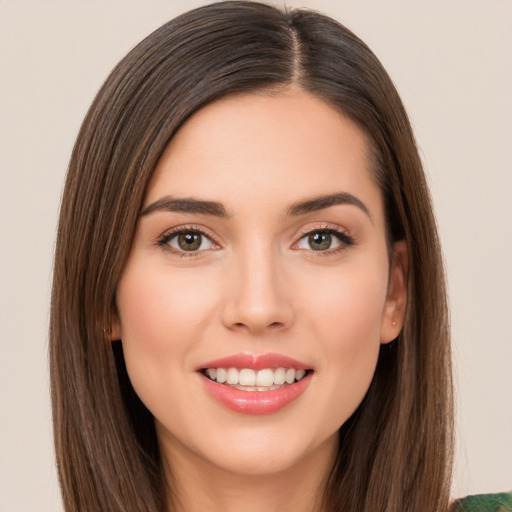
top-left (201, 367), bottom-right (312, 391)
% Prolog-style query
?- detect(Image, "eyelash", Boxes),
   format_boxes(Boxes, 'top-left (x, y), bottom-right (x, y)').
top-left (156, 224), bottom-right (354, 257)
top-left (157, 225), bottom-right (220, 258)
top-left (295, 224), bottom-right (355, 256)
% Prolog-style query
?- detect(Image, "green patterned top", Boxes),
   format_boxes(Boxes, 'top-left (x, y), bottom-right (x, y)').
top-left (454, 493), bottom-right (512, 511)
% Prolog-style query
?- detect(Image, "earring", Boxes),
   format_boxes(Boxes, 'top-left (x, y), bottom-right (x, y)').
top-left (103, 327), bottom-right (112, 335)
top-left (392, 321), bottom-right (397, 328)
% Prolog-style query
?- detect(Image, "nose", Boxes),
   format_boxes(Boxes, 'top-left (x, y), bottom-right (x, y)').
top-left (221, 247), bottom-right (294, 335)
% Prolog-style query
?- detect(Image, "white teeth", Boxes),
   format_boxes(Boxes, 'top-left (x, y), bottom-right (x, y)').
top-left (273, 367), bottom-right (286, 385)
top-left (285, 369), bottom-right (296, 384)
top-left (226, 367), bottom-right (238, 385)
top-left (239, 369), bottom-right (256, 386)
top-left (204, 367), bottom-right (309, 388)
top-left (216, 368), bottom-right (227, 383)
top-left (256, 368), bottom-right (274, 387)
top-left (295, 369), bottom-right (306, 381)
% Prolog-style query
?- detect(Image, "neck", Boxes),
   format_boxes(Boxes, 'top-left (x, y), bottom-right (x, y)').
top-left (161, 435), bottom-right (338, 512)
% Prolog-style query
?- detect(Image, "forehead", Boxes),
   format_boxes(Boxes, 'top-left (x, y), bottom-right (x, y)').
top-left (145, 89), bottom-right (382, 220)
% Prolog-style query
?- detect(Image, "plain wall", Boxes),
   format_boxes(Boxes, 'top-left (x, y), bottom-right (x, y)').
top-left (1, 1), bottom-right (510, 510)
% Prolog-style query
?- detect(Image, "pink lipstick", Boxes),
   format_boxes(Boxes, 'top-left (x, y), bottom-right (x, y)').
top-left (198, 353), bottom-right (313, 415)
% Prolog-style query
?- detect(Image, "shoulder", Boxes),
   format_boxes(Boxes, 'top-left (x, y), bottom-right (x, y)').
top-left (453, 492), bottom-right (512, 512)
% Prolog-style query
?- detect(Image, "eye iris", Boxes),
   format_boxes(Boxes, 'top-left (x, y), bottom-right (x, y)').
top-left (178, 232), bottom-right (201, 251)
top-left (309, 232), bottom-right (331, 251)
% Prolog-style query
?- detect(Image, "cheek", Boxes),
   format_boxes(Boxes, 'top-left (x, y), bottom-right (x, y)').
top-left (115, 265), bottom-right (219, 408)
top-left (117, 265), bottom-right (218, 348)
top-left (322, 277), bottom-right (385, 378)
top-left (300, 260), bottom-right (388, 348)
top-left (296, 260), bottom-right (388, 421)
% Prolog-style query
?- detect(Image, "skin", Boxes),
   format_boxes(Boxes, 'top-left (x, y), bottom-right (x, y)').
top-left (112, 88), bottom-right (407, 512)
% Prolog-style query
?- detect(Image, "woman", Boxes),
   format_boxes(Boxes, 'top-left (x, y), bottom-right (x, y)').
top-left (49, 2), bottom-right (510, 511)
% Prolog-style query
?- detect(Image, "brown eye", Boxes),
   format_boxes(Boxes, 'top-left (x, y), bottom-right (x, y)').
top-left (177, 233), bottom-right (202, 251)
top-left (308, 232), bottom-right (332, 251)
top-left (165, 231), bottom-right (215, 252)
top-left (295, 229), bottom-right (351, 253)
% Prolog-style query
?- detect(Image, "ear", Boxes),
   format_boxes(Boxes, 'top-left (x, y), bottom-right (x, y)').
top-left (109, 308), bottom-right (122, 341)
top-left (380, 240), bottom-right (408, 344)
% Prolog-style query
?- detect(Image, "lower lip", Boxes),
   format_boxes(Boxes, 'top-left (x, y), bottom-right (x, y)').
top-left (200, 372), bottom-right (312, 415)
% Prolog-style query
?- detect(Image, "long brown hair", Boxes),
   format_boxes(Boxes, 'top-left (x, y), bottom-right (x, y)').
top-left (50, 2), bottom-right (453, 510)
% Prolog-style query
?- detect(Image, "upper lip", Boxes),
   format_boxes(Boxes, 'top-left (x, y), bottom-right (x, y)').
top-left (198, 352), bottom-right (311, 371)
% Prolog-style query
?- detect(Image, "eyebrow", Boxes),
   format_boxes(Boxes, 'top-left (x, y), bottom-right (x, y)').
top-left (141, 191), bottom-right (371, 220)
top-left (141, 196), bottom-right (229, 218)
top-left (287, 192), bottom-right (371, 219)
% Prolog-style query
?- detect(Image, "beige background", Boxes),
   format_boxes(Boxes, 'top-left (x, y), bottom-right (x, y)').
top-left (1, 1), bottom-right (511, 510)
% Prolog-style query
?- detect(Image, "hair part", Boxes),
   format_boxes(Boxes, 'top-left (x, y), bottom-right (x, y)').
top-left (50, 2), bottom-right (453, 511)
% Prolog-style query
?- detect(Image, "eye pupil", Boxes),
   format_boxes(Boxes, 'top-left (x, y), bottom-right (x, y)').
top-left (309, 232), bottom-right (332, 251)
top-left (178, 232), bottom-right (201, 251)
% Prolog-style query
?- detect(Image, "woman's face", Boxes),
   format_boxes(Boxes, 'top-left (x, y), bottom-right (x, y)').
top-left (113, 89), bottom-right (406, 477)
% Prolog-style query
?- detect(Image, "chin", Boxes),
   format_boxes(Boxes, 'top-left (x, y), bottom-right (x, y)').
top-left (202, 449), bottom-right (313, 478)
top-left (168, 420), bottom-right (339, 478)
